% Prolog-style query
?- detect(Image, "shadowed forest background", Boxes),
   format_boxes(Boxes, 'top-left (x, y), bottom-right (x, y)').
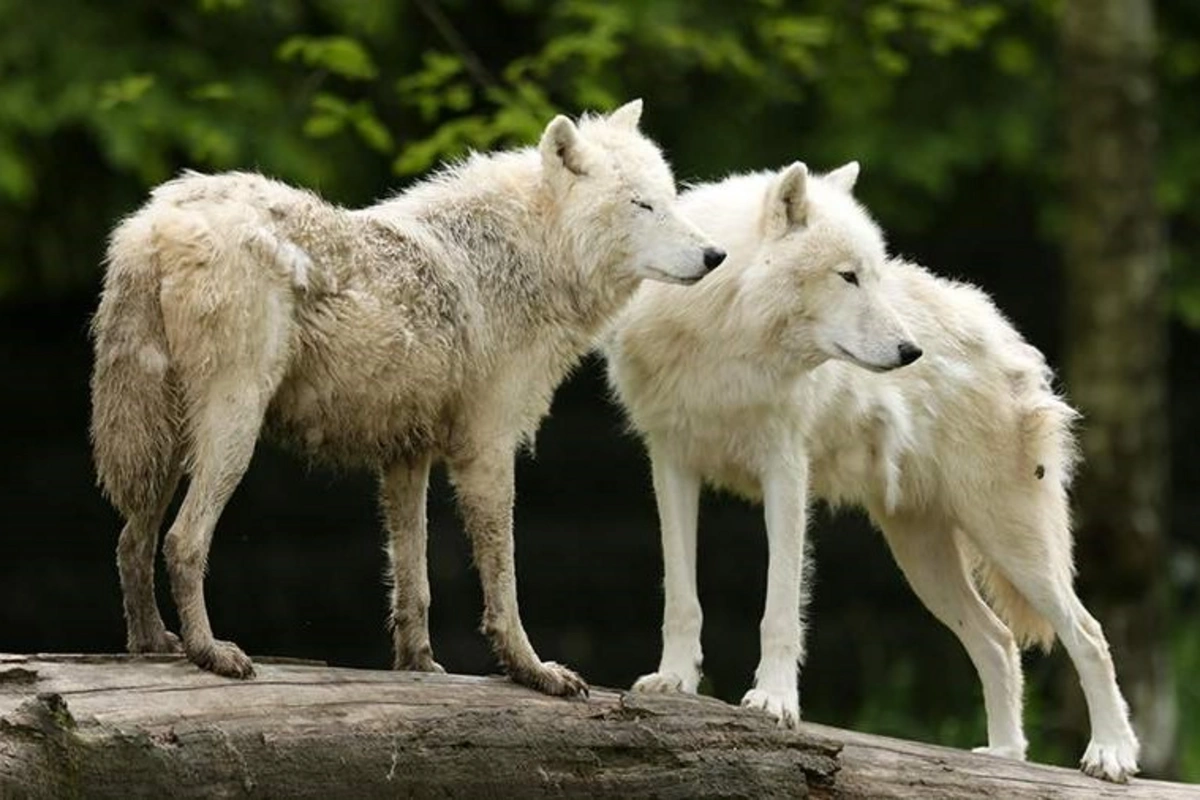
top-left (1, 0), bottom-right (1197, 781)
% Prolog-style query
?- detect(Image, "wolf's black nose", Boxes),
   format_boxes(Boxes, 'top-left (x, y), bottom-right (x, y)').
top-left (898, 342), bottom-right (923, 366)
top-left (703, 247), bottom-right (726, 271)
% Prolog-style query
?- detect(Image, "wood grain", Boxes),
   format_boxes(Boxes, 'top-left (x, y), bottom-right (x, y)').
top-left (2, 654), bottom-right (1196, 799)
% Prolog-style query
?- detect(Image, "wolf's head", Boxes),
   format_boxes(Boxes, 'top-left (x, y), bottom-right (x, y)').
top-left (747, 161), bottom-right (921, 372)
top-left (538, 100), bottom-right (724, 286)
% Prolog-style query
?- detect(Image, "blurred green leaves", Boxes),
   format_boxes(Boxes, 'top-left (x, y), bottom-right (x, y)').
top-left (302, 94), bottom-right (394, 154)
top-left (0, 139), bottom-right (32, 205)
top-left (97, 75), bottom-right (157, 110)
top-left (277, 36), bottom-right (379, 81)
top-left (0, 0), bottom-right (1196, 332)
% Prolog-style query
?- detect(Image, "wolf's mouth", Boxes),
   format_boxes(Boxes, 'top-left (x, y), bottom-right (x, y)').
top-left (834, 343), bottom-right (895, 373)
top-left (642, 266), bottom-right (705, 285)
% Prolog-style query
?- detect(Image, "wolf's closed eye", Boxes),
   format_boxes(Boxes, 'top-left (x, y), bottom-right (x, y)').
top-left (838, 271), bottom-right (859, 286)
top-left (632, 199), bottom-right (654, 212)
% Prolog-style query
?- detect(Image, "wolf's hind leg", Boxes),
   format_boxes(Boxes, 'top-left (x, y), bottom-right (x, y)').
top-left (119, 463), bottom-right (184, 654)
top-left (163, 371), bottom-right (275, 679)
top-left (959, 494), bottom-right (1139, 782)
top-left (380, 455), bottom-right (443, 673)
top-left (874, 508), bottom-right (1028, 760)
top-left (150, 205), bottom-right (295, 678)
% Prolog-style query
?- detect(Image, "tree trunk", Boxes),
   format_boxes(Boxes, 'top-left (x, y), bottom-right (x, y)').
top-left (3, 654), bottom-right (1198, 799)
top-left (1060, 0), bottom-right (1176, 778)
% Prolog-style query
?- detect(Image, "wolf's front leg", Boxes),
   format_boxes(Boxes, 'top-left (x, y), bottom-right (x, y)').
top-left (632, 447), bottom-right (703, 695)
top-left (741, 456), bottom-right (809, 729)
top-left (380, 455), bottom-right (443, 673)
top-left (448, 445), bottom-right (587, 697)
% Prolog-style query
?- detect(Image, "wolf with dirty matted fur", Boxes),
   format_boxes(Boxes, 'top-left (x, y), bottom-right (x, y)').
top-left (603, 161), bottom-right (1140, 781)
top-left (89, 100), bottom-right (725, 696)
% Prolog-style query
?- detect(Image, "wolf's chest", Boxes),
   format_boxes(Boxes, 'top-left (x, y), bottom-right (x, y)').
top-left (648, 403), bottom-right (792, 501)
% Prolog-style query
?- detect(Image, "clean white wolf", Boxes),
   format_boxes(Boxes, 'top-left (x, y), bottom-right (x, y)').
top-left (90, 100), bottom-right (726, 696)
top-left (603, 161), bottom-right (1140, 781)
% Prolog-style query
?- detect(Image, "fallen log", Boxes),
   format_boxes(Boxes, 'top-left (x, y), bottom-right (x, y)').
top-left (1, 654), bottom-right (1195, 799)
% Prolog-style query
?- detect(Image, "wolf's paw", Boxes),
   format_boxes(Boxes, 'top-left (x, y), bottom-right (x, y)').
top-left (189, 638), bottom-right (255, 679)
top-left (513, 660), bottom-right (588, 698)
top-left (631, 671), bottom-right (690, 694)
top-left (740, 688), bottom-right (800, 729)
top-left (971, 744), bottom-right (1027, 761)
top-left (128, 630), bottom-right (184, 655)
top-left (394, 649), bottom-right (445, 674)
top-left (1080, 738), bottom-right (1140, 783)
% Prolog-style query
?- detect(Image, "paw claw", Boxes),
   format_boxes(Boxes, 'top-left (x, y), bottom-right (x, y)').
top-left (632, 671), bottom-right (684, 694)
top-left (513, 660), bottom-right (588, 697)
top-left (1080, 739), bottom-right (1140, 783)
top-left (631, 668), bottom-right (701, 694)
top-left (740, 688), bottom-right (800, 730)
top-left (189, 639), bottom-right (255, 679)
top-left (395, 653), bottom-right (445, 674)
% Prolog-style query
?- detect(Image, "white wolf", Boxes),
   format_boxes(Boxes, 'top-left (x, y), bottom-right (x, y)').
top-left (90, 100), bottom-right (726, 696)
top-left (603, 162), bottom-right (1140, 781)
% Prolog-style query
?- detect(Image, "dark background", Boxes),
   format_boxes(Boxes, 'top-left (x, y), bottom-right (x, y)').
top-left (0, 0), bottom-right (1196, 780)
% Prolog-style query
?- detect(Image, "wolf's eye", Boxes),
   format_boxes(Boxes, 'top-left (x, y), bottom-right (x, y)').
top-left (838, 271), bottom-right (859, 286)
top-left (632, 199), bottom-right (654, 212)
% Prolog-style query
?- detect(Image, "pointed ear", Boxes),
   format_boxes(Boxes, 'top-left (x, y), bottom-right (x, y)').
top-left (608, 98), bottom-right (643, 131)
top-left (539, 115), bottom-right (589, 177)
top-left (824, 161), bottom-right (860, 193)
top-left (765, 161), bottom-right (809, 237)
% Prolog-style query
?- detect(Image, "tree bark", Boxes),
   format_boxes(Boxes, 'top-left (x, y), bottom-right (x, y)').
top-left (2, 655), bottom-right (1198, 799)
top-left (1060, 0), bottom-right (1176, 777)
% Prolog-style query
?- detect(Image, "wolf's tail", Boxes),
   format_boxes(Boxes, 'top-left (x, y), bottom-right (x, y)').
top-left (964, 391), bottom-right (1080, 654)
top-left (90, 209), bottom-right (180, 517)
top-left (970, 552), bottom-right (1057, 652)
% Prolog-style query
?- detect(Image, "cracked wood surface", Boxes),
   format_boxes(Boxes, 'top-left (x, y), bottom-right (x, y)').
top-left (1, 654), bottom-right (1197, 799)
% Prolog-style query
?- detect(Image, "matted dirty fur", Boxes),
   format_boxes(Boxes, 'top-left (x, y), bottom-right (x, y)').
top-left (89, 99), bottom-right (724, 696)
top-left (602, 161), bottom-right (1140, 781)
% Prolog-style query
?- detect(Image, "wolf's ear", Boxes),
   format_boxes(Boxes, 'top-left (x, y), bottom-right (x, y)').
top-left (608, 98), bottom-right (643, 131)
top-left (824, 161), bottom-right (860, 193)
top-left (766, 161), bottom-right (809, 236)
top-left (540, 115), bottom-right (589, 177)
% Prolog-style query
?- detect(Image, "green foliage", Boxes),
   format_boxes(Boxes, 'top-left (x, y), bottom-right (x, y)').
top-left (0, 0), bottom-right (1192, 313)
top-left (277, 35), bottom-right (379, 81)
top-left (5, 0), bottom-right (1196, 312)
top-left (97, 74), bottom-right (158, 111)
top-left (0, 0), bottom-right (405, 294)
top-left (302, 93), bottom-right (394, 154)
top-left (390, 49), bottom-right (557, 175)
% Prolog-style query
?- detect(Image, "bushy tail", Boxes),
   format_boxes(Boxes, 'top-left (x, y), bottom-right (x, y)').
top-left (962, 394), bottom-right (1081, 654)
top-left (969, 549), bottom-right (1057, 652)
top-left (90, 211), bottom-right (179, 517)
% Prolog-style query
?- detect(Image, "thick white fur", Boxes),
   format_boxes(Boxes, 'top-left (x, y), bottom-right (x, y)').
top-left (603, 163), bottom-right (1141, 782)
top-left (90, 100), bottom-right (723, 696)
